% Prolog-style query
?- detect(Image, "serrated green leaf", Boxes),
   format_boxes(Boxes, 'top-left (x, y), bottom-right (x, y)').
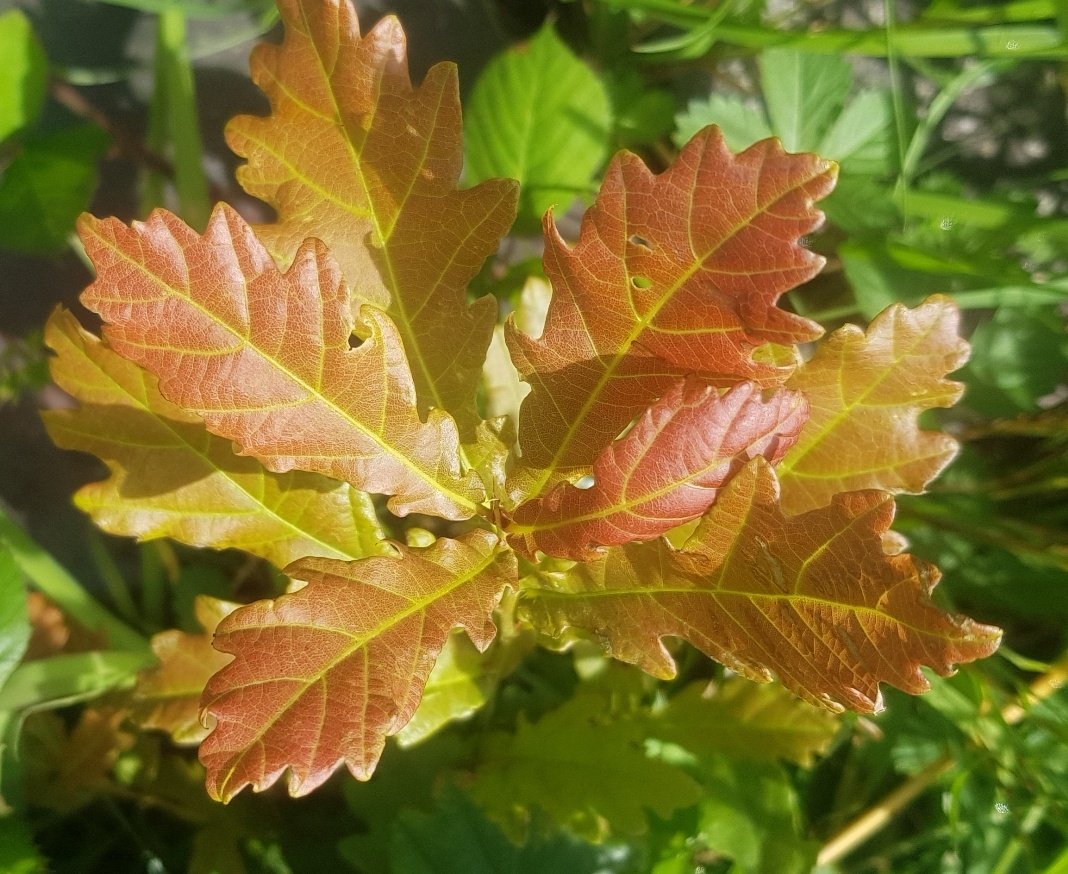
top-left (390, 785), bottom-right (605, 874)
top-left (652, 679), bottom-right (839, 767)
top-left (464, 23), bottom-right (612, 231)
top-left (471, 692), bottom-right (702, 839)
top-left (0, 126), bottom-right (109, 254)
top-left (0, 11), bottom-right (47, 145)
top-left (673, 94), bottom-right (772, 150)
top-left (759, 49), bottom-right (852, 152)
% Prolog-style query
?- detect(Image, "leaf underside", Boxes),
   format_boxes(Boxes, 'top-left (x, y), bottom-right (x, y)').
top-left (520, 459), bottom-right (1000, 713)
top-left (776, 295), bottom-right (969, 515)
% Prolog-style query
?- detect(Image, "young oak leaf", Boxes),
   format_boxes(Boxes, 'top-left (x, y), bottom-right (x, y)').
top-left (505, 380), bottom-right (808, 560)
top-left (131, 596), bottom-right (239, 745)
top-left (78, 203), bottom-right (485, 521)
top-left (42, 308), bottom-right (385, 568)
top-left (775, 295), bottom-right (968, 515)
top-left (518, 458), bottom-right (1000, 713)
top-left (507, 127), bottom-right (835, 499)
top-left (199, 529), bottom-right (516, 801)
top-left (227, 0), bottom-right (517, 434)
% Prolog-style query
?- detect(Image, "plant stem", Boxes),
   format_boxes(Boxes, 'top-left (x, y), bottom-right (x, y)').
top-left (817, 652), bottom-right (1068, 865)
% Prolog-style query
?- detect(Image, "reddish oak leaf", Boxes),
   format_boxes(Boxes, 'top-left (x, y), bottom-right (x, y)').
top-left (78, 204), bottom-right (484, 520)
top-left (505, 380), bottom-right (808, 560)
top-left (199, 530), bottom-right (516, 800)
top-left (507, 128), bottom-right (835, 498)
top-left (228, 0), bottom-right (517, 433)
top-left (519, 459), bottom-right (1000, 712)
top-left (42, 308), bottom-right (385, 567)
top-left (131, 596), bottom-right (239, 745)
top-left (776, 295), bottom-right (968, 515)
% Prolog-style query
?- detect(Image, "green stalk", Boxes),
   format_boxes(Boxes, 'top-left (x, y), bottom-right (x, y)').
top-left (155, 8), bottom-right (211, 228)
top-left (0, 504), bottom-right (148, 652)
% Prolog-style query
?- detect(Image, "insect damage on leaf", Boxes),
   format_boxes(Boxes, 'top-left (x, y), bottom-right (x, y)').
top-left (46, 0), bottom-right (1002, 805)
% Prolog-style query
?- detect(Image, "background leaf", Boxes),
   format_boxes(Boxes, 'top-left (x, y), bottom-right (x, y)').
top-left (0, 11), bottom-right (47, 146)
top-left (464, 23), bottom-right (612, 232)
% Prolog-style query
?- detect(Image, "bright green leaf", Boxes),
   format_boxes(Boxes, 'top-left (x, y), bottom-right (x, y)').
top-left (759, 49), bottom-right (852, 152)
top-left (465, 23), bottom-right (612, 231)
top-left (673, 94), bottom-right (772, 150)
top-left (0, 11), bottom-right (47, 145)
top-left (0, 544), bottom-right (30, 692)
top-left (0, 125), bottom-right (109, 254)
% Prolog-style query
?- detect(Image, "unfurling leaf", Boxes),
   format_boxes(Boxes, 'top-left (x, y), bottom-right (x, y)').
top-left (200, 530), bottom-right (515, 801)
top-left (776, 295), bottom-right (968, 515)
top-left (227, 0), bottom-right (517, 433)
top-left (43, 308), bottom-right (385, 567)
top-left (506, 380), bottom-right (808, 560)
top-left (520, 459), bottom-right (1000, 712)
top-left (131, 596), bottom-right (239, 745)
top-left (507, 128), bottom-right (835, 498)
top-left (78, 204), bottom-right (484, 520)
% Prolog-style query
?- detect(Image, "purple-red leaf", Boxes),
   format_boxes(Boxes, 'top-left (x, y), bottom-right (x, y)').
top-left (505, 380), bottom-right (808, 560)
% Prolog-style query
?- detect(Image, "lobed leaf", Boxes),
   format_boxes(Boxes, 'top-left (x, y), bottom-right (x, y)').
top-left (776, 295), bottom-right (968, 515)
top-left (519, 458), bottom-right (1000, 713)
top-left (43, 308), bottom-right (385, 567)
top-left (131, 596), bottom-right (239, 745)
top-left (200, 530), bottom-right (516, 801)
top-left (505, 380), bottom-right (808, 560)
top-left (78, 204), bottom-right (484, 520)
top-left (227, 0), bottom-right (517, 433)
top-left (507, 128), bottom-right (835, 499)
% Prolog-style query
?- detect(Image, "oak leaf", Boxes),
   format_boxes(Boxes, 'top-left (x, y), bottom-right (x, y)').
top-left (78, 204), bottom-right (484, 520)
top-left (507, 128), bottom-right (835, 498)
top-left (519, 459), bottom-right (1000, 712)
top-left (227, 0), bottom-right (517, 433)
top-left (199, 530), bottom-right (515, 800)
top-left (42, 308), bottom-right (385, 567)
top-left (505, 380), bottom-right (808, 560)
top-left (776, 295), bottom-right (968, 514)
top-left (131, 596), bottom-right (239, 745)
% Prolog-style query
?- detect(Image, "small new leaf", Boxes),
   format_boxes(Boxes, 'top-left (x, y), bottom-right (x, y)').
top-left (78, 204), bottom-right (484, 520)
top-left (506, 380), bottom-right (808, 560)
top-left (776, 295), bottom-right (968, 515)
top-left (508, 128), bottom-right (834, 498)
top-left (200, 530), bottom-right (515, 800)
top-left (520, 459), bottom-right (1000, 712)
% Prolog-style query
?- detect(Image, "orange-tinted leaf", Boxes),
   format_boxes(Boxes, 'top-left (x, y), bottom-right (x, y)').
top-left (776, 296), bottom-right (968, 515)
top-left (505, 380), bottom-right (808, 560)
top-left (43, 308), bottom-right (385, 567)
top-left (507, 128), bottom-right (835, 498)
top-left (200, 530), bottom-right (515, 800)
top-left (131, 596), bottom-right (239, 745)
top-left (519, 459), bottom-right (1000, 713)
top-left (228, 0), bottom-right (517, 432)
top-left (78, 204), bottom-right (484, 520)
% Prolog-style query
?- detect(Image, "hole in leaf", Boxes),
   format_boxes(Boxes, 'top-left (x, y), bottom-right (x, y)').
top-left (628, 234), bottom-right (653, 251)
top-left (348, 333), bottom-right (362, 350)
top-left (574, 475), bottom-right (596, 490)
top-left (630, 275), bottom-right (653, 290)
